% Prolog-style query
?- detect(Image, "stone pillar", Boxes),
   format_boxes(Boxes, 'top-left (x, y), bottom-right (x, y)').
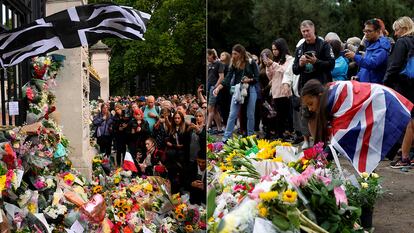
top-left (90, 41), bottom-right (111, 101)
top-left (46, 0), bottom-right (94, 180)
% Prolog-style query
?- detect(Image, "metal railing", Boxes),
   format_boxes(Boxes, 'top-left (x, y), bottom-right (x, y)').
top-left (0, 0), bottom-right (45, 126)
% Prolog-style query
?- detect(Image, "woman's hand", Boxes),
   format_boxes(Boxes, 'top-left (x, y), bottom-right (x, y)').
top-left (213, 86), bottom-right (221, 96)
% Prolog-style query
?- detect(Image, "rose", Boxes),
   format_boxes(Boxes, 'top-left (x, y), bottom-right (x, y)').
top-left (303, 147), bottom-right (317, 160)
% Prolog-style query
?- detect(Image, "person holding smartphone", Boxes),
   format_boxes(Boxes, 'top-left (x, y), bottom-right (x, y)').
top-left (292, 20), bottom-right (335, 149)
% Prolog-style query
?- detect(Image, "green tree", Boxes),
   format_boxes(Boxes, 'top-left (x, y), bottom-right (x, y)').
top-left (209, 0), bottom-right (414, 56)
top-left (89, 0), bottom-right (206, 95)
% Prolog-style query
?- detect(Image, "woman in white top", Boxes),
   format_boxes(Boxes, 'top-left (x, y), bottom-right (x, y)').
top-left (263, 38), bottom-right (293, 139)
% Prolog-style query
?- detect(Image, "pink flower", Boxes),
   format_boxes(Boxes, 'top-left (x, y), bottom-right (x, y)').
top-left (233, 184), bottom-right (246, 192)
top-left (317, 175), bottom-right (332, 186)
top-left (34, 179), bottom-right (46, 189)
top-left (260, 175), bottom-right (272, 182)
top-left (248, 188), bottom-right (264, 200)
top-left (26, 87), bottom-right (34, 101)
top-left (334, 186), bottom-right (348, 206)
top-left (6, 169), bottom-right (14, 188)
top-left (291, 165), bottom-right (315, 187)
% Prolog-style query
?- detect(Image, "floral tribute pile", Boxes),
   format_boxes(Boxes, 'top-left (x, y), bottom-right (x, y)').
top-left (207, 136), bottom-right (383, 233)
top-left (0, 56), bottom-right (206, 233)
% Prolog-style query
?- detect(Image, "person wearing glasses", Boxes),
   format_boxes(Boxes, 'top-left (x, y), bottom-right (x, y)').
top-left (344, 19), bottom-right (391, 83)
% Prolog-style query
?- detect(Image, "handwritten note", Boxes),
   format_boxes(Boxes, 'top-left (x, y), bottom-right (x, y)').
top-left (8, 101), bottom-right (19, 116)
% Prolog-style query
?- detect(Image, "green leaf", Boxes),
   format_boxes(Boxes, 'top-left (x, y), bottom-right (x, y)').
top-left (287, 210), bottom-right (300, 228)
top-left (207, 188), bottom-right (217, 219)
top-left (272, 215), bottom-right (290, 231)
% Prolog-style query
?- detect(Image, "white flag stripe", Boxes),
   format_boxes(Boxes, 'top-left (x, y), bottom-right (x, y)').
top-left (68, 7), bottom-right (80, 22)
top-left (6, 37), bottom-right (64, 67)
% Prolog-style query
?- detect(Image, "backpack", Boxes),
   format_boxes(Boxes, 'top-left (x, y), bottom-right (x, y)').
top-left (400, 47), bottom-right (414, 79)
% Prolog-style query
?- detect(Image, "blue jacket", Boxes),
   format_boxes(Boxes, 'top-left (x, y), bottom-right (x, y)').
top-left (331, 56), bottom-right (348, 81)
top-left (355, 36), bottom-right (390, 83)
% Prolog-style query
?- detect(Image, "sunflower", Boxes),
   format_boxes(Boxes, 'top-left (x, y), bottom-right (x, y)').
top-left (119, 199), bottom-right (126, 207)
top-left (117, 211), bottom-right (126, 218)
top-left (122, 205), bottom-right (131, 213)
top-left (176, 213), bottom-right (185, 221)
top-left (92, 185), bottom-right (103, 194)
top-left (185, 225), bottom-right (194, 232)
top-left (175, 208), bottom-right (182, 215)
top-left (259, 191), bottom-right (278, 201)
top-left (113, 199), bottom-right (121, 207)
top-left (282, 189), bottom-right (298, 203)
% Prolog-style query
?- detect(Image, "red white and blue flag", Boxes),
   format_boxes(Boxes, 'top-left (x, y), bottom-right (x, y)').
top-left (327, 81), bottom-right (413, 174)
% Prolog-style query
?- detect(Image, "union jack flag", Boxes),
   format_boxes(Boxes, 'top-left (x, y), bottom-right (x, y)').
top-left (327, 81), bottom-right (413, 174)
top-left (0, 4), bottom-right (150, 68)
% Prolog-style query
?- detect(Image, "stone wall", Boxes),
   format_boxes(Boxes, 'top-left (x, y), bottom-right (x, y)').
top-left (46, 0), bottom-right (95, 180)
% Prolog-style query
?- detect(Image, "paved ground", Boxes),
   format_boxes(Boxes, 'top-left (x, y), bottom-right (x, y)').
top-left (342, 159), bottom-right (414, 233)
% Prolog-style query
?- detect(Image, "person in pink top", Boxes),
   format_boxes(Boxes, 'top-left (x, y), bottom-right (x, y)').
top-left (263, 38), bottom-right (294, 139)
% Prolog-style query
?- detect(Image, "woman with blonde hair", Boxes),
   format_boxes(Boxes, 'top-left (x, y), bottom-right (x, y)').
top-left (384, 16), bottom-right (414, 168)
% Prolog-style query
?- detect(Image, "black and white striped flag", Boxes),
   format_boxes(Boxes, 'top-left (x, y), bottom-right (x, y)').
top-left (0, 4), bottom-right (151, 68)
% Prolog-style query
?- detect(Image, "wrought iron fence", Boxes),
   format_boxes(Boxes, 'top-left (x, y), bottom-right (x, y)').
top-left (0, 0), bottom-right (45, 126)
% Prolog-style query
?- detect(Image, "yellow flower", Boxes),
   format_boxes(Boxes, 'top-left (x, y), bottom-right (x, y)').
top-left (219, 172), bottom-right (229, 184)
top-left (185, 225), bottom-right (194, 232)
top-left (114, 177), bottom-right (121, 184)
top-left (93, 158), bottom-right (102, 164)
top-left (144, 183), bottom-right (153, 192)
top-left (175, 208), bottom-right (182, 215)
top-left (223, 187), bottom-right (231, 193)
top-left (63, 173), bottom-right (75, 183)
top-left (259, 191), bottom-right (279, 201)
top-left (282, 189), bottom-right (298, 203)
top-left (208, 216), bottom-right (215, 223)
top-left (27, 203), bottom-right (36, 213)
top-left (117, 211), bottom-right (126, 219)
top-left (281, 142), bottom-right (292, 146)
top-left (361, 182), bottom-right (369, 189)
top-left (361, 172), bottom-right (369, 179)
top-left (0, 175), bottom-right (6, 191)
top-left (258, 206), bottom-right (268, 217)
top-left (371, 173), bottom-right (379, 179)
top-left (272, 156), bottom-right (283, 162)
top-left (44, 58), bottom-right (51, 66)
top-left (92, 185), bottom-right (103, 194)
top-left (122, 205), bottom-right (131, 213)
top-left (176, 213), bottom-right (185, 221)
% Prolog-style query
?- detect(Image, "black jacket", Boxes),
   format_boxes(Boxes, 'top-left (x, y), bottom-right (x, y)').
top-left (293, 37), bottom-right (335, 91)
top-left (384, 35), bottom-right (414, 83)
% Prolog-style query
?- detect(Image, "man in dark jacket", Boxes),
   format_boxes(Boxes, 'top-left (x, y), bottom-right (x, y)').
top-left (187, 151), bottom-right (206, 205)
top-left (293, 20), bottom-right (335, 149)
top-left (293, 20), bottom-right (335, 91)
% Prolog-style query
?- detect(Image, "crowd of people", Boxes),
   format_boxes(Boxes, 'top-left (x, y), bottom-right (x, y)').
top-left (208, 16), bottom-right (414, 168)
top-left (91, 92), bottom-right (207, 205)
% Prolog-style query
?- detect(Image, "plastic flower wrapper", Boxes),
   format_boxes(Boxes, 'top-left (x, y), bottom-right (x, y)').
top-left (215, 199), bottom-right (258, 233)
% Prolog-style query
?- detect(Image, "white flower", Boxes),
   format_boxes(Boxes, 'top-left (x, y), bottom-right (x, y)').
top-left (46, 178), bottom-right (55, 188)
top-left (371, 173), bottom-right (379, 179)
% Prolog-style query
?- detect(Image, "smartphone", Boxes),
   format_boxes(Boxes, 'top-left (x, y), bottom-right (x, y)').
top-left (304, 51), bottom-right (315, 57)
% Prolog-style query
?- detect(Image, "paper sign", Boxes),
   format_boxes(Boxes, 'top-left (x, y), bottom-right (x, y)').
top-left (0, 209), bottom-right (3, 223)
top-left (143, 226), bottom-right (152, 233)
top-left (8, 101), bottom-right (19, 116)
top-left (13, 169), bottom-right (24, 189)
top-left (69, 220), bottom-right (84, 233)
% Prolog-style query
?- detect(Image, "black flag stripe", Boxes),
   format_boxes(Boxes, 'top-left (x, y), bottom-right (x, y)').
top-left (0, 4), bottom-right (150, 68)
